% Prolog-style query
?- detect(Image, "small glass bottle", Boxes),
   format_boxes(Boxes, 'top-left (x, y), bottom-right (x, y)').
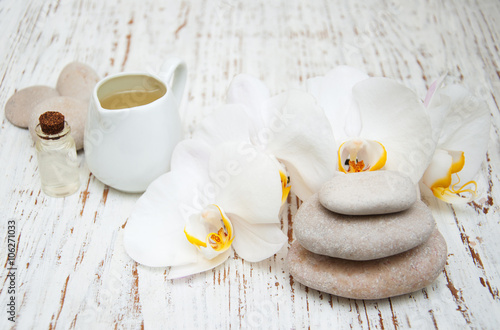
top-left (35, 111), bottom-right (80, 197)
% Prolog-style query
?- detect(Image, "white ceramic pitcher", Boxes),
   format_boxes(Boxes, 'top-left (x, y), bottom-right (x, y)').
top-left (84, 58), bottom-right (187, 193)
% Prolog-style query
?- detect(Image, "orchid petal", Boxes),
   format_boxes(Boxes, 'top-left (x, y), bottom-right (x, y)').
top-left (431, 85), bottom-right (490, 182)
top-left (170, 139), bottom-right (211, 186)
top-left (337, 139), bottom-right (387, 173)
top-left (306, 66), bottom-right (369, 141)
top-left (229, 214), bottom-right (287, 262)
top-left (279, 168), bottom-right (291, 204)
top-left (424, 75), bottom-right (449, 142)
top-left (278, 162), bottom-right (310, 202)
top-left (226, 74), bottom-right (271, 134)
top-left (191, 104), bottom-right (252, 146)
top-left (124, 170), bottom-right (202, 267)
top-left (166, 249), bottom-right (232, 279)
top-left (422, 149), bottom-right (452, 189)
top-left (422, 149), bottom-right (477, 203)
top-left (353, 77), bottom-right (434, 183)
top-left (209, 142), bottom-right (283, 224)
top-left (227, 73), bottom-right (270, 111)
top-left (430, 187), bottom-right (477, 204)
top-left (184, 204), bottom-right (234, 260)
top-left (264, 90), bottom-right (337, 201)
top-left (424, 74), bottom-right (446, 107)
top-left (448, 150), bottom-right (465, 174)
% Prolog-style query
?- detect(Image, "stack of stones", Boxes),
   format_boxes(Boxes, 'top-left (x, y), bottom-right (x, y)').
top-left (286, 170), bottom-right (447, 300)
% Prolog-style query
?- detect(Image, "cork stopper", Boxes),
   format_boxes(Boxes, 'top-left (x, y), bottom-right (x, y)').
top-left (39, 111), bottom-right (65, 135)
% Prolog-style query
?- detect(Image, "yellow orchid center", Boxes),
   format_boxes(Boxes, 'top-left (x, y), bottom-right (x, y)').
top-left (279, 169), bottom-right (291, 204)
top-left (184, 204), bottom-right (234, 259)
top-left (423, 149), bottom-right (477, 203)
top-left (337, 139), bottom-right (387, 173)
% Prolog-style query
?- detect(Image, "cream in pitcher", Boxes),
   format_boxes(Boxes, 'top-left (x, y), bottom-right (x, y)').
top-left (84, 58), bottom-right (187, 193)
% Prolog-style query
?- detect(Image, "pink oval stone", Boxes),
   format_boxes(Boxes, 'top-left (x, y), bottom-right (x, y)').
top-left (5, 86), bottom-right (59, 128)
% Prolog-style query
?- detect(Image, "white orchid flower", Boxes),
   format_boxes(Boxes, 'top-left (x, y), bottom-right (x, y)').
top-left (124, 139), bottom-right (287, 278)
top-left (307, 66), bottom-right (435, 183)
top-left (421, 77), bottom-right (490, 203)
top-left (189, 74), bottom-right (337, 202)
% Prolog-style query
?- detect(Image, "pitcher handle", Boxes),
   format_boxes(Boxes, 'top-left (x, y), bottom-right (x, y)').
top-left (159, 57), bottom-right (187, 109)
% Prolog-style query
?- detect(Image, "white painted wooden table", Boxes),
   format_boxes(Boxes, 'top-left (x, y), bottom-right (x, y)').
top-left (1, 0), bottom-right (500, 329)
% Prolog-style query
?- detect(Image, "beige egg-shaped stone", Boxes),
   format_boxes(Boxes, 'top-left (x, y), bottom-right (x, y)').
top-left (56, 62), bottom-right (99, 102)
top-left (4, 86), bottom-right (60, 128)
top-left (287, 229), bottom-right (447, 300)
top-left (319, 171), bottom-right (417, 215)
top-left (29, 96), bottom-right (87, 150)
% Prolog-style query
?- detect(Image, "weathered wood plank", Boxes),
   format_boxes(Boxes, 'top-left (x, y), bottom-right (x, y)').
top-left (0, 0), bottom-right (499, 329)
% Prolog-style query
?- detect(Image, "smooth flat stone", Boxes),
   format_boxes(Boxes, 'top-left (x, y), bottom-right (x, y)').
top-left (319, 171), bottom-right (417, 215)
top-left (29, 96), bottom-right (87, 150)
top-left (5, 86), bottom-right (60, 128)
top-left (294, 194), bottom-right (435, 260)
top-left (56, 62), bottom-right (99, 102)
top-left (287, 229), bottom-right (447, 300)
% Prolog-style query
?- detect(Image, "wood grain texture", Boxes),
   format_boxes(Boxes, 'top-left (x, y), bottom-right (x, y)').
top-left (1, 0), bottom-right (499, 329)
